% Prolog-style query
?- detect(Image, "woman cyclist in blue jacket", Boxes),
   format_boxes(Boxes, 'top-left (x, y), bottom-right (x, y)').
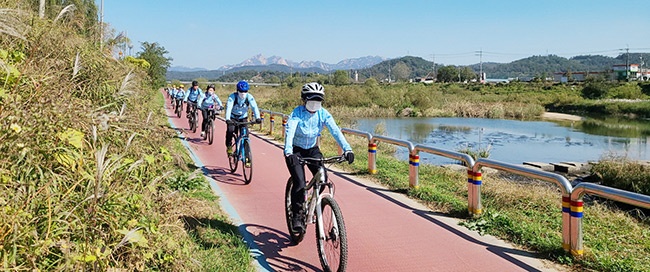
top-left (284, 82), bottom-right (354, 233)
top-left (197, 84), bottom-right (223, 138)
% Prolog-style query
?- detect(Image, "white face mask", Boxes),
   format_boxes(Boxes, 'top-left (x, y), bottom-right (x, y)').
top-left (305, 101), bottom-right (322, 112)
top-left (238, 92), bottom-right (246, 100)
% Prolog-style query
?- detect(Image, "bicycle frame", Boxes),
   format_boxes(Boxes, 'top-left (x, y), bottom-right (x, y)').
top-left (301, 157), bottom-right (344, 240)
top-left (231, 120), bottom-right (255, 161)
top-left (236, 124), bottom-right (249, 162)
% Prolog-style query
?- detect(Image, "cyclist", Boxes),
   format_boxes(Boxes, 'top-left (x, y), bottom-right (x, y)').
top-left (284, 82), bottom-right (354, 233)
top-left (225, 80), bottom-right (262, 156)
top-left (173, 84), bottom-right (186, 113)
top-left (168, 85), bottom-right (177, 105)
top-left (197, 84), bottom-right (224, 138)
top-left (184, 80), bottom-right (202, 115)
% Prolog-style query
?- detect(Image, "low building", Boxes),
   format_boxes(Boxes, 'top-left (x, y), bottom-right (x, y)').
top-left (612, 64), bottom-right (639, 80)
top-left (553, 71), bottom-right (606, 83)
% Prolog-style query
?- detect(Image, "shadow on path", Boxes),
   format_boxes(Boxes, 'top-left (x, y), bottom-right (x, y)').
top-left (243, 223), bottom-right (322, 272)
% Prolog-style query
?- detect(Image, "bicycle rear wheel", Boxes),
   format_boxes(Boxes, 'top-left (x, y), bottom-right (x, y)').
top-left (242, 140), bottom-right (253, 184)
top-left (207, 122), bottom-right (214, 145)
top-left (228, 142), bottom-right (238, 173)
top-left (285, 178), bottom-right (305, 244)
top-left (316, 196), bottom-right (348, 272)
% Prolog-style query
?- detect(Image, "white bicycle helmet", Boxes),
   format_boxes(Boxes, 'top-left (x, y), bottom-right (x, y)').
top-left (301, 82), bottom-right (325, 101)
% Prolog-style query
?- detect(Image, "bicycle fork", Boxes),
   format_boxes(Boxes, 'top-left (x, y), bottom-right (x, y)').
top-left (310, 168), bottom-right (339, 240)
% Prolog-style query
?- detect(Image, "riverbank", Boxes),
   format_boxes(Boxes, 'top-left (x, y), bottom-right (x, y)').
top-left (540, 111), bottom-right (585, 121)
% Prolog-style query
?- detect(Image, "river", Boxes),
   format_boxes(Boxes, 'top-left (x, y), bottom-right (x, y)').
top-left (352, 116), bottom-right (650, 165)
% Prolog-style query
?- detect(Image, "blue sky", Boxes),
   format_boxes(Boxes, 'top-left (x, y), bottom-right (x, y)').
top-left (100, 0), bottom-right (650, 69)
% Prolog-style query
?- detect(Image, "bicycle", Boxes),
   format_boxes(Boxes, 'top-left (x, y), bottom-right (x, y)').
top-left (186, 101), bottom-right (199, 133)
top-left (284, 155), bottom-right (348, 272)
top-left (227, 119), bottom-right (259, 184)
top-left (174, 98), bottom-right (183, 118)
top-left (201, 106), bottom-right (221, 145)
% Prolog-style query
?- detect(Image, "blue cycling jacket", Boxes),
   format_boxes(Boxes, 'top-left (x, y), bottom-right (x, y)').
top-left (184, 87), bottom-right (202, 103)
top-left (197, 91), bottom-right (223, 110)
top-left (225, 92), bottom-right (260, 121)
top-left (284, 105), bottom-right (351, 155)
top-left (174, 89), bottom-right (185, 99)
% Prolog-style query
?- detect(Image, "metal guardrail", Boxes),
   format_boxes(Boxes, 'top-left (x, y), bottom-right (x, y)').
top-left (471, 159), bottom-right (573, 253)
top-left (569, 182), bottom-right (650, 256)
top-left (259, 109), bottom-right (288, 137)
top-left (259, 108), bottom-right (650, 257)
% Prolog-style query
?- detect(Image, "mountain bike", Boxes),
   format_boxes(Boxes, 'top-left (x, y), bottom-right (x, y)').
top-left (227, 119), bottom-right (260, 184)
top-left (203, 106), bottom-right (221, 145)
top-left (186, 101), bottom-right (199, 133)
top-left (174, 98), bottom-right (183, 118)
top-left (284, 155), bottom-right (348, 272)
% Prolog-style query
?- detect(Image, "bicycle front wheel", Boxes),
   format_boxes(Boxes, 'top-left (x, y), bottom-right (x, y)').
top-left (207, 122), bottom-right (214, 145)
top-left (190, 111), bottom-right (197, 133)
top-left (242, 140), bottom-right (253, 184)
top-left (228, 143), bottom-right (238, 173)
top-left (316, 196), bottom-right (348, 272)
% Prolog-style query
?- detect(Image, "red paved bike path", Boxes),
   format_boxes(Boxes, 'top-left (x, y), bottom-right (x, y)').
top-left (163, 93), bottom-right (561, 272)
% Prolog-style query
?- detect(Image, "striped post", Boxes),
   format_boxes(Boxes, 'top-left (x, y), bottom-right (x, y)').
top-left (259, 112), bottom-right (265, 130)
top-left (569, 198), bottom-right (584, 256)
top-left (281, 116), bottom-right (287, 138)
top-left (269, 115), bottom-right (275, 135)
top-left (562, 196), bottom-right (571, 253)
top-left (408, 153), bottom-right (420, 189)
top-left (467, 170), bottom-right (483, 216)
top-left (368, 142), bottom-right (377, 174)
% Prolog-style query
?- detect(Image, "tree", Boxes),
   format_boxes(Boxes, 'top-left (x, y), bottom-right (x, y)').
top-left (137, 42), bottom-right (172, 87)
top-left (393, 61), bottom-right (411, 81)
top-left (459, 67), bottom-right (476, 82)
top-left (437, 65), bottom-right (459, 83)
top-left (332, 70), bottom-right (350, 86)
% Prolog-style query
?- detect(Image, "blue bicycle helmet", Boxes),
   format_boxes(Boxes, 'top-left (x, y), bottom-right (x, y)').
top-left (236, 80), bottom-right (249, 92)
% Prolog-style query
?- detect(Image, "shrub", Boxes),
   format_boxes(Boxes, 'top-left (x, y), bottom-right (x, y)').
top-left (591, 160), bottom-right (650, 195)
top-left (582, 81), bottom-right (610, 99)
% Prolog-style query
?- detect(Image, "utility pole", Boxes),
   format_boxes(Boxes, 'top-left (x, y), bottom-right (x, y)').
top-left (388, 63), bottom-right (392, 83)
top-left (431, 54), bottom-right (436, 80)
top-left (626, 46), bottom-right (630, 81)
top-left (476, 50), bottom-right (483, 83)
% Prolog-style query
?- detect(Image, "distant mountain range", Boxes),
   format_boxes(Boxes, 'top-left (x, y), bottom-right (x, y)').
top-left (169, 54), bottom-right (385, 72)
top-left (167, 52), bottom-right (650, 81)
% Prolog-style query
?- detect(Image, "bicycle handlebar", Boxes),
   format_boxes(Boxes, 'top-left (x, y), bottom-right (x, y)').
top-left (228, 120), bottom-right (259, 126)
top-left (299, 155), bottom-right (346, 165)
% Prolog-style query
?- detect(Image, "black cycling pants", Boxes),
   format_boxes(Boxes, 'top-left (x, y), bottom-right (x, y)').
top-left (201, 109), bottom-right (210, 132)
top-left (285, 146), bottom-right (323, 214)
top-left (186, 101), bottom-right (197, 113)
top-left (225, 118), bottom-right (247, 147)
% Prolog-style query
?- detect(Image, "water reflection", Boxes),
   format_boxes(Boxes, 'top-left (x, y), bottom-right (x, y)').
top-left (354, 117), bottom-right (650, 165)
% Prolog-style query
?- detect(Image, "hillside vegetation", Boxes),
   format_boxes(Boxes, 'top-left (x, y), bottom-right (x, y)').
top-left (169, 53), bottom-right (650, 83)
top-left (0, 1), bottom-right (252, 270)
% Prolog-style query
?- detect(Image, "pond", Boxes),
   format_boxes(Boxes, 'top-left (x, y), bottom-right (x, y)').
top-left (351, 116), bottom-right (650, 165)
